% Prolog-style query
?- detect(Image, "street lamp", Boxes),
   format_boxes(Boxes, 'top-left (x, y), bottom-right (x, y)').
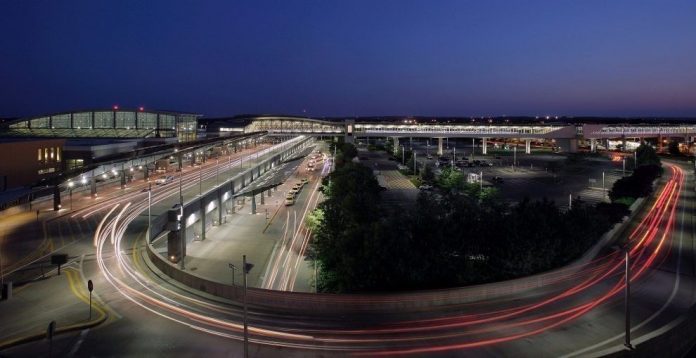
top-left (480, 171), bottom-right (483, 193)
top-left (242, 255), bottom-right (254, 358)
top-left (401, 145), bottom-right (405, 165)
top-left (602, 171), bottom-right (606, 200)
top-left (147, 183), bottom-right (152, 243)
top-left (624, 249), bottom-right (633, 349)
top-left (622, 157), bottom-right (626, 177)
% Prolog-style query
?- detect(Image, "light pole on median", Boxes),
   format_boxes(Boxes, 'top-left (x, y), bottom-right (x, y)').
top-left (401, 145), bottom-right (405, 165)
top-left (199, 159), bottom-right (203, 196)
top-left (148, 183), bottom-right (152, 243)
top-left (622, 157), bottom-right (626, 177)
top-left (216, 158), bottom-right (220, 187)
top-left (624, 249), bottom-right (633, 350)
top-left (480, 171), bottom-right (483, 193)
top-left (242, 255), bottom-right (254, 358)
top-left (602, 171), bottom-right (606, 200)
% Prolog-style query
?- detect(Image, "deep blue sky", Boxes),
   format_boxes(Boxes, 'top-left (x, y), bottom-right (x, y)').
top-left (1, 1), bottom-right (695, 118)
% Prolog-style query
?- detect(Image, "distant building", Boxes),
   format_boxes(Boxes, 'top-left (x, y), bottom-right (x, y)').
top-left (0, 138), bottom-right (65, 191)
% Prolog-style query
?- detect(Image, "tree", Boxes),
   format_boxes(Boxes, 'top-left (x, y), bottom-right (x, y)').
top-left (340, 143), bottom-right (358, 161)
top-left (636, 143), bottom-right (661, 167)
top-left (668, 140), bottom-right (681, 156)
top-left (420, 164), bottom-right (435, 183)
top-left (312, 163), bottom-right (385, 292)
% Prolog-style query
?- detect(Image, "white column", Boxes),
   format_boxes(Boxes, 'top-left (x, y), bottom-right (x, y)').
top-left (525, 139), bottom-right (531, 154)
top-left (590, 138), bottom-right (597, 153)
top-left (482, 137), bottom-right (488, 155)
top-left (393, 137), bottom-right (399, 155)
top-left (437, 137), bottom-right (444, 156)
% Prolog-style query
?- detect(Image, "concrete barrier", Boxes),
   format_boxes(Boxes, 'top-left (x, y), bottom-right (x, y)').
top-left (143, 177), bottom-right (661, 316)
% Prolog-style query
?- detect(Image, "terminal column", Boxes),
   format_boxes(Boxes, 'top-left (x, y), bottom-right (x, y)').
top-left (525, 139), bottom-right (531, 154)
top-left (437, 137), bottom-right (444, 156)
top-left (90, 172), bottom-right (97, 197)
top-left (393, 137), bottom-right (399, 155)
top-left (251, 193), bottom-right (257, 214)
top-left (200, 204), bottom-right (206, 241)
top-left (482, 138), bottom-right (488, 155)
top-left (590, 139), bottom-right (597, 153)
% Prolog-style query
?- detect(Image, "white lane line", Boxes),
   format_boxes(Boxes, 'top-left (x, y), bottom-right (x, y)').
top-left (564, 168), bottom-right (688, 358)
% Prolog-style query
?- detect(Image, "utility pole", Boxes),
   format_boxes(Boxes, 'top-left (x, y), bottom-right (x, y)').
top-left (625, 250), bottom-right (633, 350)
top-left (148, 183), bottom-right (152, 243)
top-left (602, 171), bottom-right (606, 200)
top-left (569, 194), bottom-right (572, 210)
top-left (243, 255), bottom-right (250, 358)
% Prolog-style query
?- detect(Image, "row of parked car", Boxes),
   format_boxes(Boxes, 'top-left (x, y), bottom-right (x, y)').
top-left (284, 178), bottom-right (309, 206)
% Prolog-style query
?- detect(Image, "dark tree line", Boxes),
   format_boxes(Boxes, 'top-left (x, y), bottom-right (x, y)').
top-left (609, 144), bottom-right (662, 203)
top-left (311, 159), bottom-right (629, 293)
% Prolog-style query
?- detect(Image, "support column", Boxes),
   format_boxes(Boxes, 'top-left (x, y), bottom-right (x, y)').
top-left (393, 137), bottom-right (399, 155)
top-left (178, 153), bottom-right (183, 171)
top-left (525, 139), bottom-right (531, 154)
top-left (53, 186), bottom-right (61, 211)
top-left (622, 136), bottom-right (627, 152)
top-left (90, 173), bottom-right (97, 197)
top-left (482, 138), bottom-right (488, 155)
top-left (590, 139), bottom-right (597, 153)
top-left (144, 166), bottom-right (149, 181)
top-left (217, 191), bottom-right (223, 225)
top-left (658, 135), bottom-right (664, 153)
top-left (437, 137), bottom-right (444, 156)
top-left (260, 191), bottom-right (265, 205)
top-left (251, 193), bottom-right (257, 214)
top-left (200, 205), bottom-right (206, 241)
top-left (120, 168), bottom-right (126, 189)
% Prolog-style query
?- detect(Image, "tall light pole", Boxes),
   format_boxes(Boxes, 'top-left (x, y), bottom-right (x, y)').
top-left (242, 255), bottom-right (252, 358)
top-left (480, 171), bottom-right (483, 193)
top-left (569, 194), bottom-right (572, 210)
top-left (148, 183), bottom-right (152, 243)
top-left (401, 145), bottom-right (405, 165)
top-left (513, 146), bottom-right (517, 170)
top-left (216, 158), bottom-right (220, 187)
top-left (199, 161), bottom-right (203, 196)
top-left (602, 171), bottom-right (606, 200)
top-left (624, 249), bottom-right (632, 349)
top-left (634, 150), bottom-right (637, 168)
top-left (622, 157), bottom-right (626, 177)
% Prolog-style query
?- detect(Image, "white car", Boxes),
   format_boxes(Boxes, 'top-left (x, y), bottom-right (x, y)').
top-left (284, 197), bottom-right (295, 206)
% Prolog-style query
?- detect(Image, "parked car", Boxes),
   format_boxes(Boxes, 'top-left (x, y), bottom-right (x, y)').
top-left (419, 184), bottom-right (433, 191)
top-left (491, 176), bottom-right (504, 184)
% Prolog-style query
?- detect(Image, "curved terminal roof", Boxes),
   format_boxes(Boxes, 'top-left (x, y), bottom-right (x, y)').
top-left (1, 108), bottom-right (201, 141)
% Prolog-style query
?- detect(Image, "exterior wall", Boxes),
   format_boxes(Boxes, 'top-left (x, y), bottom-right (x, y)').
top-left (0, 139), bottom-right (65, 191)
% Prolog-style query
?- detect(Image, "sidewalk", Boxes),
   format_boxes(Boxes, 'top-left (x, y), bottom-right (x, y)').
top-left (0, 265), bottom-right (108, 352)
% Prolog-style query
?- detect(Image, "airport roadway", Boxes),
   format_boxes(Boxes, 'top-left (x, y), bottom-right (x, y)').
top-left (3, 153), bottom-right (696, 357)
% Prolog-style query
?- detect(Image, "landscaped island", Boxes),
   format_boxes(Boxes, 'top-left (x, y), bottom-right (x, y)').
top-left (308, 143), bottom-right (662, 293)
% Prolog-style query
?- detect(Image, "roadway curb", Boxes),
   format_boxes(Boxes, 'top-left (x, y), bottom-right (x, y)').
top-left (0, 313), bottom-right (107, 352)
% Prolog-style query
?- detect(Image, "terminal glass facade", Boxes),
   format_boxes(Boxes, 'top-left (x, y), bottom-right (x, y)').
top-left (4, 109), bottom-right (199, 142)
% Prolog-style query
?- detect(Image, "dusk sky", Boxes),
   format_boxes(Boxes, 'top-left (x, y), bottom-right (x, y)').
top-left (1, 0), bottom-right (695, 118)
